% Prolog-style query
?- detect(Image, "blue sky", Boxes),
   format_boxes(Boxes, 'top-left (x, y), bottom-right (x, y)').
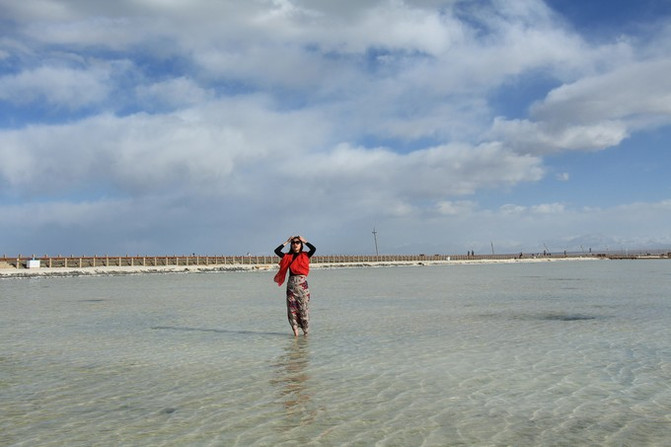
top-left (1, 0), bottom-right (671, 256)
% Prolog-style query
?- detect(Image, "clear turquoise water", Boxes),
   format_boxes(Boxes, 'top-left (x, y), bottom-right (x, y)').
top-left (2, 260), bottom-right (670, 446)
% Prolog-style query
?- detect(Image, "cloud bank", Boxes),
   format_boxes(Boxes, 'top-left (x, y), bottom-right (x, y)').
top-left (1, 0), bottom-right (670, 255)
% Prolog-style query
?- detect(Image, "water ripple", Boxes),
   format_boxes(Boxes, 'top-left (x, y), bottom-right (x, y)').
top-left (2, 262), bottom-right (670, 446)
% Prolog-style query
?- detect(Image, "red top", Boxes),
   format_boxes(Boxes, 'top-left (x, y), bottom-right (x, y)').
top-left (274, 252), bottom-right (310, 286)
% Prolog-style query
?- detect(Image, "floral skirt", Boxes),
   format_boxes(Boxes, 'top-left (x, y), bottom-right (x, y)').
top-left (286, 275), bottom-right (310, 332)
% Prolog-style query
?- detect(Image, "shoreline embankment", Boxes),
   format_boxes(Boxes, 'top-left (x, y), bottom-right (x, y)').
top-left (1, 252), bottom-right (668, 278)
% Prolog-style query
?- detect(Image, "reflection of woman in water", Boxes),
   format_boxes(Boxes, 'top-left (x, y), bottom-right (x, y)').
top-left (270, 339), bottom-right (316, 433)
top-left (274, 235), bottom-right (316, 337)
top-left (273, 341), bottom-right (310, 410)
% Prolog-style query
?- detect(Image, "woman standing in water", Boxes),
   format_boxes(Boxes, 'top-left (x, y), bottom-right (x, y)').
top-left (274, 235), bottom-right (316, 336)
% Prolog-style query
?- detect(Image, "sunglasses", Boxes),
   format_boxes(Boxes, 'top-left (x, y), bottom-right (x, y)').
top-left (291, 240), bottom-right (302, 244)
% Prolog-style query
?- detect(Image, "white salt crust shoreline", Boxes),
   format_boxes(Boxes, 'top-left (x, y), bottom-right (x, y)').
top-left (0, 257), bottom-right (600, 278)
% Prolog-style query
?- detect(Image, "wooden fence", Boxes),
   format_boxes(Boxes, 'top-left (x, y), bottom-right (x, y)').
top-left (0, 252), bottom-right (614, 269)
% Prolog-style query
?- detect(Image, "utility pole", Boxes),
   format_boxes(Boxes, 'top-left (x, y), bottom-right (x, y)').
top-left (372, 227), bottom-right (379, 256)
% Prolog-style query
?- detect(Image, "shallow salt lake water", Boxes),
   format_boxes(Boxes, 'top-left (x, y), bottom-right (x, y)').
top-left (2, 260), bottom-right (670, 446)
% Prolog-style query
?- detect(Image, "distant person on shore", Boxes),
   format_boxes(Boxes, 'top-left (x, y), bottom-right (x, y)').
top-left (274, 235), bottom-right (316, 337)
